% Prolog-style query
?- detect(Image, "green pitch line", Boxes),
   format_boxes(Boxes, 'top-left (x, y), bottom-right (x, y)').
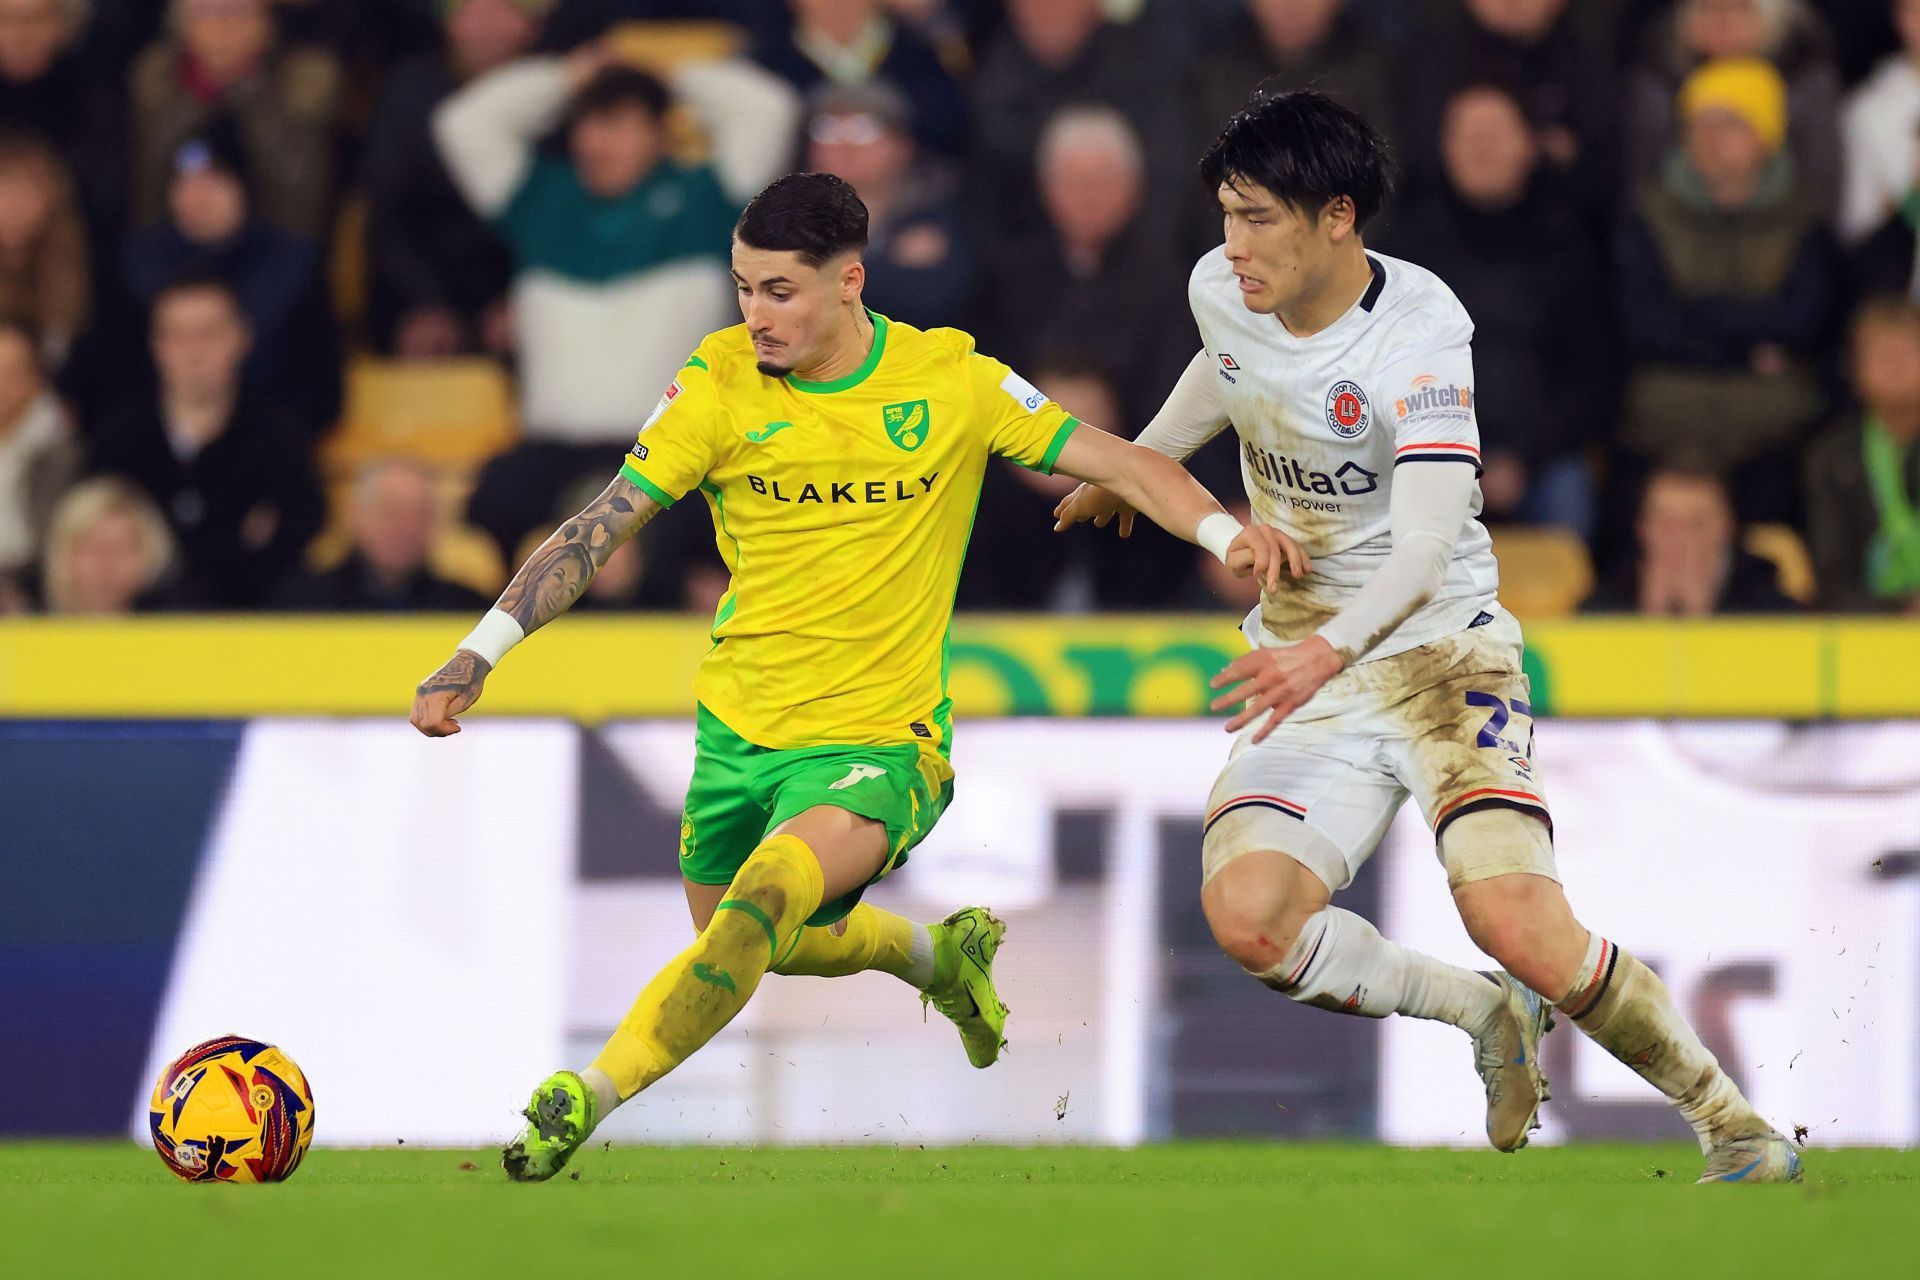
top-left (3, 1143), bottom-right (1913, 1279)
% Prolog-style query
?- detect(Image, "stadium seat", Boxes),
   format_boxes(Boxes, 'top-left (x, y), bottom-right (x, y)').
top-left (330, 194), bottom-right (369, 333)
top-left (427, 522), bottom-right (509, 596)
top-left (604, 20), bottom-right (745, 70)
top-left (307, 473), bottom-right (508, 597)
top-left (323, 356), bottom-right (520, 473)
top-left (1488, 526), bottom-right (1594, 618)
top-left (604, 21), bottom-right (748, 162)
top-left (1743, 523), bottom-right (1817, 605)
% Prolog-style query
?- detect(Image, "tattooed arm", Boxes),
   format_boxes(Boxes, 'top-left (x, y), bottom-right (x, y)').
top-left (410, 476), bottom-right (660, 737)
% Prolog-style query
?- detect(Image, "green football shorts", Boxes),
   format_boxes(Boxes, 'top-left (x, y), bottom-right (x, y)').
top-left (678, 704), bottom-right (955, 926)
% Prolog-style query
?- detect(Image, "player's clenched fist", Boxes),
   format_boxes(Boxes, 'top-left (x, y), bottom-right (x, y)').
top-left (1051, 482), bottom-right (1136, 536)
top-left (1225, 524), bottom-right (1309, 591)
top-left (1208, 637), bottom-right (1343, 742)
top-left (410, 650), bottom-right (491, 737)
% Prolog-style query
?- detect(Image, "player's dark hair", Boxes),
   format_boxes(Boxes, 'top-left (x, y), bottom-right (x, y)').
top-left (1200, 89), bottom-right (1396, 230)
top-left (570, 66), bottom-right (672, 124)
top-left (733, 172), bottom-right (869, 268)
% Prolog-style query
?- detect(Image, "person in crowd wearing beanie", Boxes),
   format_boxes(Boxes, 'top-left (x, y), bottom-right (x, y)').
top-left (1805, 297), bottom-right (1920, 612)
top-left (434, 37), bottom-right (797, 561)
top-left (752, 0), bottom-right (966, 155)
top-left (127, 0), bottom-right (344, 239)
top-left (803, 79), bottom-right (972, 330)
top-left (365, 0), bottom-right (554, 359)
top-left (123, 118), bottom-right (340, 433)
top-left (1625, 0), bottom-right (1842, 223)
top-left (1613, 55), bottom-right (1840, 526)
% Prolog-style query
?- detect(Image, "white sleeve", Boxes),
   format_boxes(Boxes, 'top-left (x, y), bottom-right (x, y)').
top-left (1312, 461), bottom-right (1475, 665)
top-left (1835, 90), bottom-right (1896, 245)
top-left (1133, 350), bottom-right (1232, 461)
top-left (673, 59), bottom-right (801, 205)
top-left (432, 58), bottom-right (572, 217)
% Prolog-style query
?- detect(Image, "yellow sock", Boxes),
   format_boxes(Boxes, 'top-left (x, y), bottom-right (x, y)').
top-left (771, 903), bottom-right (922, 981)
top-left (588, 834), bottom-right (824, 1100)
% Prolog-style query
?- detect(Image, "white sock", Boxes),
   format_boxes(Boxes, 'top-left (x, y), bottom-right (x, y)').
top-left (1255, 906), bottom-right (1506, 1034)
top-left (579, 1065), bottom-right (621, 1127)
top-left (1557, 935), bottom-right (1766, 1151)
top-left (904, 921), bottom-right (937, 989)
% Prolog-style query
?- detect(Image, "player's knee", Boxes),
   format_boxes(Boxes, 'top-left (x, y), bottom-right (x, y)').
top-left (718, 835), bottom-right (826, 938)
top-left (1462, 910), bottom-right (1539, 978)
top-left (1202, 860), bottom-right (1324, 973)
top-left (1454, 872), bottom-right (1583, 996)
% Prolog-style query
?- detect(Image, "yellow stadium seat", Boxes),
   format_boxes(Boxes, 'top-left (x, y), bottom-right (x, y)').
top-left (305, 472), bottom-right (506, 598)
top-left (329, 194), bottom-right (369, 333)
top-left (1490, 526), bottom-right (1595, 619)
top-left (603, 21), bottom-right (749, 163)
top-left (1743, 523), bottom-right (1817, 605)
top-left (324, 357), bottom-right (520, 474)
top-left (604, 20), bottom-right (745, 71)
top-left (430, 524), bottom-right (508, 597)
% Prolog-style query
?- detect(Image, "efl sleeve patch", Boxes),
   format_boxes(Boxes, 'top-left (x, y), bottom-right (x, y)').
top-left (998, 370), bottom-right (1048, 415)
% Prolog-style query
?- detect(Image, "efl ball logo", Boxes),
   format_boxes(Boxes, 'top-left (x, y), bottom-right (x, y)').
top-left (1325, 381), bottom-right (1369, 438)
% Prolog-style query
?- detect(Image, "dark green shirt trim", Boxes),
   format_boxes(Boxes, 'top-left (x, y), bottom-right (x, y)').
top-left (1029, 416), bottom-right (1081, 475)
top-left (684, 355), bottom-right (709, 370)
top-left (786, 312), bottom-right (889, 395)
top-left (620, 460), bottom-right (678, 509)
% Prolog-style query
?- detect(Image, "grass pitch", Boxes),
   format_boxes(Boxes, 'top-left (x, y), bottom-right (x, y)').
top-left (4, 1142), bottom-right (1912, 1278)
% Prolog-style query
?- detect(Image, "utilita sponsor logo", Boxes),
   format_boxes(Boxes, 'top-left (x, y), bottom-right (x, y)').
top-left (1243, 439), bottom-right (1378, 501)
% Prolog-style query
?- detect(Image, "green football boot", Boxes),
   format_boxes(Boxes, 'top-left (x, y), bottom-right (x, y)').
top-left (501, 1069), bottom-right (597, 1182)
top-left (921, 907), bottom-right (1009, 1068)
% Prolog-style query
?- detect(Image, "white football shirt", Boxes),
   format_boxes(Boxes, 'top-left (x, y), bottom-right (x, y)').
top-left (1188, 248), bottom-right (1500, 662)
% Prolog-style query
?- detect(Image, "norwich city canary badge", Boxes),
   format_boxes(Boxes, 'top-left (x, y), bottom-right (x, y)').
top-left (883, 400), bottom-right (931, 452)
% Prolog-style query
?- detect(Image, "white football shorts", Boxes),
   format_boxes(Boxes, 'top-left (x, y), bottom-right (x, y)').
top-left (1201, 606), bottom-right (1555, 892)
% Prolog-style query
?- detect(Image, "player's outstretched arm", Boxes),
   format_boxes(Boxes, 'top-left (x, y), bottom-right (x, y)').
top-left (1050, 428), bottom-right (1306, 591)
top-left (1053, 350), bottom-right (1230, 538)
top-left (1207, 461), bottom-right (1475, 742)
top-left (410, 476), bottom-right (660, 737)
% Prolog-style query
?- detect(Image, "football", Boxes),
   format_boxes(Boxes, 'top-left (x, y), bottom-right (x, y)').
top-left (147, 1036), bottom-right (315, 1183)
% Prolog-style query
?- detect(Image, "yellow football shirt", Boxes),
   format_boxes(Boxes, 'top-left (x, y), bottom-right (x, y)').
top-left (619, 311), bottom-right (1080, 751)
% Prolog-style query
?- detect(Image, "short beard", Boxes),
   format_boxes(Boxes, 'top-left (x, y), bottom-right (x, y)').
top-left (755, 358), bottom-right (791, 377)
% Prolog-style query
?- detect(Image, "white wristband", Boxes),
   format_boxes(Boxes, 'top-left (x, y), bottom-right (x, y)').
top-left (1195, 512), bottom-right (1243, 564)
top-left (456, 608), bottom-right (525, 668)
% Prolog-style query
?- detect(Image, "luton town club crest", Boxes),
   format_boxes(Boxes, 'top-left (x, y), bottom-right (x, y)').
top-left (883, 400), bottom-right (931, 451)
top-left (1325, 380), bottom-right (1370, 438)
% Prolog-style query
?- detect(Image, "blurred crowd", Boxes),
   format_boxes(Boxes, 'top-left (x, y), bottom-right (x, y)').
top-left (2, 0), bottom-right (1919, 621)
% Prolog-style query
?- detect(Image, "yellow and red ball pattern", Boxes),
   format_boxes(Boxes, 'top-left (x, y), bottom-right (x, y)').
top-left (148, 1036), bottom-right (314, 1183)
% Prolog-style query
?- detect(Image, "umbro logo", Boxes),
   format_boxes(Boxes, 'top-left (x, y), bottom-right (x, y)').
top-left (1216, 352), bottom-right (1239, 383)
